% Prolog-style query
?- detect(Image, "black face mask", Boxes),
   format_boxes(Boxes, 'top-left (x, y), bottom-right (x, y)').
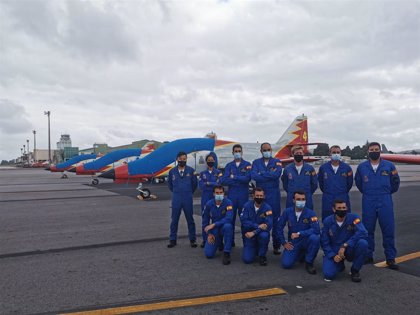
top-left (294, 154), bottom-right (303, 163)
top-left (335, 210), bottom-right (347, 218)
top-left (178, 161), bottom-right (186, 167)
top-left (254, 197), bottom-right (264, 205)
top-left (207, 161), bottom-right (215, 168)
top-left (369, 151), bottom-right (380, 161)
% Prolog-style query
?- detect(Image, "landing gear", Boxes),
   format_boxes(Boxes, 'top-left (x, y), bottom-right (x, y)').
top-left (136, 183), bottom-right (151, 199)
top-left (61, 173), bottom-right (68, 179)
top-left (91, 178), bottom-right (99, 185)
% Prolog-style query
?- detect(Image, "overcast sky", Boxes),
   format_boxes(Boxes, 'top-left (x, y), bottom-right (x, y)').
top-left (1, 0), bottom-right (419, 160)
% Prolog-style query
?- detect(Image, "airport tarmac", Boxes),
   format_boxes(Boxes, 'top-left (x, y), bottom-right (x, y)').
top-left (0, 166), bottom-right (419, 315)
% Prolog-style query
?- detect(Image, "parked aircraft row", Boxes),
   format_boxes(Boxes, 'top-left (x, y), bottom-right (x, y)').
top-left (45, 115), bottom-right (420, 186)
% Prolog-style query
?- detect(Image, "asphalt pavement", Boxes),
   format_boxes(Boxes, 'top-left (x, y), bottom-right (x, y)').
top-left (0, 167), bottom-right (419, 315)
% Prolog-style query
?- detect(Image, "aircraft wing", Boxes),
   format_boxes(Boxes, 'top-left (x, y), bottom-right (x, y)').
top-left (381, 154), bottom-right (420, 165)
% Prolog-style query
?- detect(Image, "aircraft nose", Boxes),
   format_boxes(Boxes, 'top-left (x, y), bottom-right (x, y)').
top-left (67, 167), bottom-right (76, 173)
top-left (98, 169), bottom-right (115, 180)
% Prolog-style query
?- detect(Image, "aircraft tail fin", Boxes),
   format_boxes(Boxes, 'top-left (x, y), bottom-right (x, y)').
top-left (274, 115), bottom-right (309, 159)
top-left (141, 141), bottom-right (155, 153)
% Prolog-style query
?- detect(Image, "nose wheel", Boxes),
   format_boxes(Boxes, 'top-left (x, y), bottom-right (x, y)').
top-left (91, 178), bottom-right (99, 185)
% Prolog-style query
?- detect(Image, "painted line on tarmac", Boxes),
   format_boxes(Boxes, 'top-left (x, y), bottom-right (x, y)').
top-left (374, 251), bottom-right (420, 267)
top-left (0, 194), bottom-right (118, 203)
top-left (60, 287), bottom-right (287, 315)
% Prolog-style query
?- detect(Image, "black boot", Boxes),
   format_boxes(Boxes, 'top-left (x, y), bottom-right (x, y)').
top-left (305, 262), bottom-right (316, 275)
top-left (223, 252), bottom-right (231, 265)
top-left (350, 269), bottom-right (361, 282)
top-left (364, 257), bottom-right (374, 264)
top-left (200, 241), bottom-right (205, 248)
top-left (386, 259), bottom-right (399, 270)
top-left (259, 256), bottom-right (267, 266)
top-left (167, 240), bottom-right (177, 248)
top-left (273, 246), bottom-right (281, 255)
top-left (190, 240), bottom-right (198, 248)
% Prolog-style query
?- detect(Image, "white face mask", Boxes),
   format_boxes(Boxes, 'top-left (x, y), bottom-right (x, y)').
top-left (331, 153), bottom-right (341, 161)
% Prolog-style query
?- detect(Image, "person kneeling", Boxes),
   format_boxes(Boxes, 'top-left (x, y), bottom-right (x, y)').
top-left (240, 188), bottom-right (273, 266)
top-left (278, 190), bottom-right (320, 274)
top-left (202, 185), bottom-right (234, 265)
top-left (321, 200), bottom-right (368, 282)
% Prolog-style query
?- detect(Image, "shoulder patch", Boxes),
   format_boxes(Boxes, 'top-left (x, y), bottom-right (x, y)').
top-left (218, 173), bottom-right (223, 177)
top-left (311, 216), bottom-right (318, 222)
top-left (276, 162), bottom-right (281, 166)
top-left (348, 171), bottom-right (353, 176)
top-left (246, 165), bottom-right (251, 169)
top-left (226, 206), bottom-right (233, 211)
top-left (391, 170), bottom-right (398, 175)
top-left (353, 218), bottom-right (361, 225)
top-left (311, 171), bottom-right (316, 176)
top-left (265, 210), bottom-right (272, 216)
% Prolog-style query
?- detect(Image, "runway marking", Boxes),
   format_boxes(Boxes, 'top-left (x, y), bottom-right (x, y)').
top-left (61, 287), bottom-right (286, 315)
top-left (374, 251), bottom-right (420, 267)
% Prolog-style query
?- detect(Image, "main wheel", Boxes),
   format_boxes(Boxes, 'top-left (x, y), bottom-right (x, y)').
top-left (140, 188), bottom-right (151, 199)
top-left (92, 178), bottom-right (99, 185)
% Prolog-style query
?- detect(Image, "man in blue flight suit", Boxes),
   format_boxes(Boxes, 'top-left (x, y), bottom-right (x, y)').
top-left (321, 200), bottom-right (368, 282)
top-left (167, 151), bottom-right (198, 248)
top-left (355, 142), bottom-right (400, 269)
top-left (202, 185), bottom-right (234, 265)
top-left (318, 145), bottom-right (353, 221)
top-left (278, 191), bottom-right (320, 274)
top-left (240, 187), bottom-right (273, 266)
top-left (251, 142), bottom-right (282, 255)
top-left (221, 144), bottom-right (251, 247)
top-left (199, 152), bottom-right (222, 248)
top-left (282, 145), bottom-right (318, 210)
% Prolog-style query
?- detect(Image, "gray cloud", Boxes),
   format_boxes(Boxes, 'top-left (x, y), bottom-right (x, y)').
top-left (0, 0), bottom-right (419, 161)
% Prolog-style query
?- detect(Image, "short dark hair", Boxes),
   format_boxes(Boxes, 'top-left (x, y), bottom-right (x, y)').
top-left (213, 185), bottom-right (225, 192)
top-left (232, 144), bottom-right (242, 152)
top-left (368, 142), bottom-right (381, 150)
top-left (293, 190), bottom-right (306, 199)
top-left (260, 142), bottom-right (271, 150)
top-left (177, 151), bottom-right (187, 158)
top-left (333, 199), bottom-right (347, 207)
top-left (253, 187), bottom-right (265, 194)
top-left (329, 145), bottom-right (341, 153)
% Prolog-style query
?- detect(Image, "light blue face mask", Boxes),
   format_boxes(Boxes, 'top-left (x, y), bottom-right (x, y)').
top-left (295, 200), bottom-right (306, 209)
top-left (233, 152), bottom-right (242, 160)
top-left (331, 153), bottom-right (341, 161)
top-left (262, 151), bottom-right (272, 159)
top-left (214, 194), bottom-right (224, 202)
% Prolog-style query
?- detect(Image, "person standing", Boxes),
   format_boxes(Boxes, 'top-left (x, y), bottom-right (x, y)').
top-left (221, 144), bottom-right (251, 246)
top-left (167, 151), bottom-right (198, 248)
top-left (318, 145), bottom-right (353, 221)
top-left (282, 145), bottom-right (318, 210)
top-left (355, 142), bottom-right (400, 269)
top-left (251, 142), bottom-right (282, 255)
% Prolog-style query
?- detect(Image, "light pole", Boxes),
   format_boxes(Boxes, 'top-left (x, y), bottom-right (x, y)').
top-left (33, 130), bottom-right (37, 162)
top-left (44, 111), bottom-right (51, 163)
top-left (20, 148), bottom-right (23, 163)
top-left (23, 144), bottom-right (26, 154)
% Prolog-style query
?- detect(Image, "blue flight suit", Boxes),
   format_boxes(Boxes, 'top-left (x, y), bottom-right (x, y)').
top-left (318, 161), bottom-right (353, 220)
top-left (355, 159), bottom-right (400, 260)
top-left (277, 207), bottom-right (320, 268)
top-left (221, 159), bottom-right (251, 244)
top-left (202, 198), bottom-right (234, 258)
top-left (282, 163), bottom-right (318, 210)
top-left (168, 166), bottom-right (198, 242)
top-left (240, 200), bottom-right (273, 263)
top-left (321, 213), bottom-right (368, 279)
top-left (199, 166), bottom-right (222, 243)
top-left (251, 157), bottom-right (282, 247)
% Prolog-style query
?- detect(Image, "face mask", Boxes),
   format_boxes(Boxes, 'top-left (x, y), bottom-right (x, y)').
top-left (254, 197), bottom-right (264, 205)
top-left (369, 151), bottom-right (380, 161)
top-left (295, 200), bottom-right (306, 209)
top-left (294, 154), bottom-right (303, 163)
top-left (214, 194), bottom-right (224, 202)
top-left (207, 161), bottom-right (215, 167)
top-left (233, 152), bottom-right (242, 160)
top-left (178, 161), bottom-right (186, 167)
top-left (331, 153), bottom-right (341, 161)
top-left (335, 210), bottom-right (347, 218)
top-left (262, 151), bottom-right (272, 159)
